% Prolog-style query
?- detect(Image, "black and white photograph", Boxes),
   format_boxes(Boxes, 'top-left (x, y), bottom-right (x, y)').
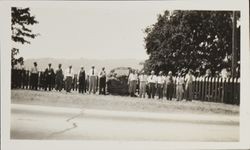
top-left (1, 0), bottom-right (250, 150)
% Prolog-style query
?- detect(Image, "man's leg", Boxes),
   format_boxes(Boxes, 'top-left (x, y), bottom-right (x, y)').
top-left (93, 77), bottom-right (97, 94)
top-left (99, 78), bottom-right (102, 94)
top-left (139, 83), bottom-right (142, 98)
top-left (152, 83), bottom-right (155, 99)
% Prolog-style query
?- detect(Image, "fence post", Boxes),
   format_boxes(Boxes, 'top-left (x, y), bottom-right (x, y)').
top-left (237, 78), bottom-right (240, 105)
top-left (202, 77), bottom-right (205, 101)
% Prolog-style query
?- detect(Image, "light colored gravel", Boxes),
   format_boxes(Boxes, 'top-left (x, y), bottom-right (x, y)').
top-left (11, 89), bottom-right (239, 115)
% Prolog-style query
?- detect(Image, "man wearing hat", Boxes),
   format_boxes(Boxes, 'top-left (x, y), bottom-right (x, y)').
top-left (147, 70), bottom-right (157, 99)
top-left (176, 71), bottom-right (185, 101)
top-left (165, 71), bottom-right (174, 100)
top-left (139, 70), bottom-right (148, 98)
top-left (185, 70), bottom-right (195, 101)
top-left (99, 67), bottom-right (106, 95)
top-left (89, 66), bottom-right (98, 94)
top-left (64, 65), bottom-right (74, 93)
top-left (55, 64), bottom-right (64, 92)
top-left (157, 71), bottom-right (165, 99)
top-left (30, 62), bottom-right (39, 90)
top-left (44, 63), bottom-right (54, 91)
top-left (78, 67), bottom-right (86, 94)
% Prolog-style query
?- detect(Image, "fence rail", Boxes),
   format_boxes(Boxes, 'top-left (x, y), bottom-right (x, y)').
top-left (11, 69), bottom-right (240, 105)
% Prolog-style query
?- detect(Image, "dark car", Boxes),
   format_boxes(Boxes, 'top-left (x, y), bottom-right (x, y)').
top-left (106, 67), bottom-right (134, 95)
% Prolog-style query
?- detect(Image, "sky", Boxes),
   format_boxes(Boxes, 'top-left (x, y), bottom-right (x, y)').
top-left (13, 2), bottom-right (170, 60)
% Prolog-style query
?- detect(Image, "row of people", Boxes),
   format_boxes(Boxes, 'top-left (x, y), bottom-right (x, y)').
top-left (12, 62), bottom-right (107, 94)
top-left (128, 70), bottom-right (195, 101)
top-left (13, 61), bottom-right (229, 101)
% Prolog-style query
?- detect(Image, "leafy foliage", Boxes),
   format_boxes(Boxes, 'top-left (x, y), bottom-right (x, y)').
top-left (144, 10), bottom-right (240, 76)
top-left (11, 7), bottom-right (39, 67)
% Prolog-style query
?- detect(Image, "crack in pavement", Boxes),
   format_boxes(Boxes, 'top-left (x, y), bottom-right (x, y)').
top-left (45, 110), bottom-right (84, 139)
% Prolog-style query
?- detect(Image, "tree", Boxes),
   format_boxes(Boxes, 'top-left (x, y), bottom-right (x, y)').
top-left (11, 7), bottom-right (39, 67)
top-left (144, 10), bottom-right (240, 76)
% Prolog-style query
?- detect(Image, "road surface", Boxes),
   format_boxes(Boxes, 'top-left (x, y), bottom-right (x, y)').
top-left (11, 104), bottom-right (239, 141)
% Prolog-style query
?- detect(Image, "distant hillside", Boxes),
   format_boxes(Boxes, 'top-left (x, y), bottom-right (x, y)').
top-left (24, 58), bottom-right (144, 73)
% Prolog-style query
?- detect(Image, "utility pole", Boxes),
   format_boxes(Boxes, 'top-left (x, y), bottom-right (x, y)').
top-left (231, 11), bottom-right (237, 77)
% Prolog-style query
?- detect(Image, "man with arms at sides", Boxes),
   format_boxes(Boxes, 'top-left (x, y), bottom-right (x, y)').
top-left (13, 59), bottom-right (22, 88)
top-left (157, 71), bottom-right (165, 99)
top-left (185, 69), bottom-right (195, 101)
top-left (78, 67), bottom-right (86, 94)
top-left (128, 70), bottom-right (138, 97)
top-left (99, 67), bottom-right (107, 95)
top-left (30, 62), bottom-right (39, 90)
top-left (64, 65), bottom-right (74, 93)
top-left (176, 71), bottom-right (185, 101)
top-left (55, 64), bottom-right (64, 92)
top-left (44, 63), bottom-right (54, 91)
top-left (147, 70), bottom-right (157, 99)
top-left (165, 71), bottom-right (174, 100)
top-left (89, 66), bottom-right (98, 94)
top-left (139, 70), bottom-right (148, 98)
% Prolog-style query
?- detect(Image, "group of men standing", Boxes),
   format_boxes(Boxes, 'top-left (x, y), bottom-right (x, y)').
top-left (12, 61), bottom-right (195, 101)
top-left (54, 64), bottom-right (107, 94)
top-left (12, 62), bottom-right (107, 95)
top-left (128, 70), bottom-right (195, 101)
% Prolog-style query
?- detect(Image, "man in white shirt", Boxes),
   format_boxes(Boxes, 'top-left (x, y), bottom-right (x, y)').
top-left (89, 66), bottom-right (98, 94)
top-left (64, 65), bottom-right (74, 93)
top-left (147, 70), bottom-right (157, 99)
top-left (30, 62), bottom-right (39, 90)
top-left (176, 72), bottom-right (185, 101)
top-left (139, 70), bottom-right (147, 98)
top-left (165, 71), bottom-right (174, 100)
top-left (13, 60), bottom-right (22, 88)
top-left (185, 70), bottom-right (195, 101)
top-left (128, 70), bottom-right (138, 97)
top-left (157, 71), bottom-right (165, 99)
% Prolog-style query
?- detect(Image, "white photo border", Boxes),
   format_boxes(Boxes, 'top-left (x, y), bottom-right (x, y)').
top-left (1, 0), bottom-right (249, 150)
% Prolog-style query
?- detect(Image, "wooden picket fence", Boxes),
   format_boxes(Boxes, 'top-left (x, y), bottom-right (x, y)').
top-left (189, 77), bottom-right (240, 105)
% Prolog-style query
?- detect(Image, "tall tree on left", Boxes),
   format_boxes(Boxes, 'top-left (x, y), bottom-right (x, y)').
top-left (11, 7), bottom-right (39, 67)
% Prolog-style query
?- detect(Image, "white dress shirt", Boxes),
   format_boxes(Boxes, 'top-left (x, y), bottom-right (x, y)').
top-left (176, 77), bottom-right (185, 85)
top-left (30, 66), bottom-right (39, 74)
top-left (185, 74), bottom-right (195, 83)
top-left (99, 70), bottom-right (106, 78)
top-left (89, 68), bottom-right (98, 77)
top-left (64, 68), bottom-right (74, 78)
top-left (157, 75), bottom-right (166, 84)
top-left (128, 73), bottom-right (138, 81)
top-left (139, 74), bottom-right (148, 82)
top-left (147, 75), bottom-right (157, 83)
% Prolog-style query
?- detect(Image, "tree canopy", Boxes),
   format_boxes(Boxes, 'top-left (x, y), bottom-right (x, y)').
top-left (11, 7), bottom-right (39, 67)
top-left (144, 10), bottom-right (240, 76)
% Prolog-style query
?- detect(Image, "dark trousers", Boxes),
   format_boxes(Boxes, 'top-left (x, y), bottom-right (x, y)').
top-left (30, 73), bottom-right (38, 90)
top-left (45, 75), bottom-right (53, 91)
top-left (166, 83), bottom-right (174, 100)
top-left (99, 77), bottom-right (106, 95)
top-left (157, 84), bottom-right (164, 99)
top-left (55, 78), bottom-right (63, 91)
top-left (79, 79), bottom-right (85, 93)
top-left (148, 83), bottom-right (156, 99)
top-left (65, 76), bottom-right (73, 92)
